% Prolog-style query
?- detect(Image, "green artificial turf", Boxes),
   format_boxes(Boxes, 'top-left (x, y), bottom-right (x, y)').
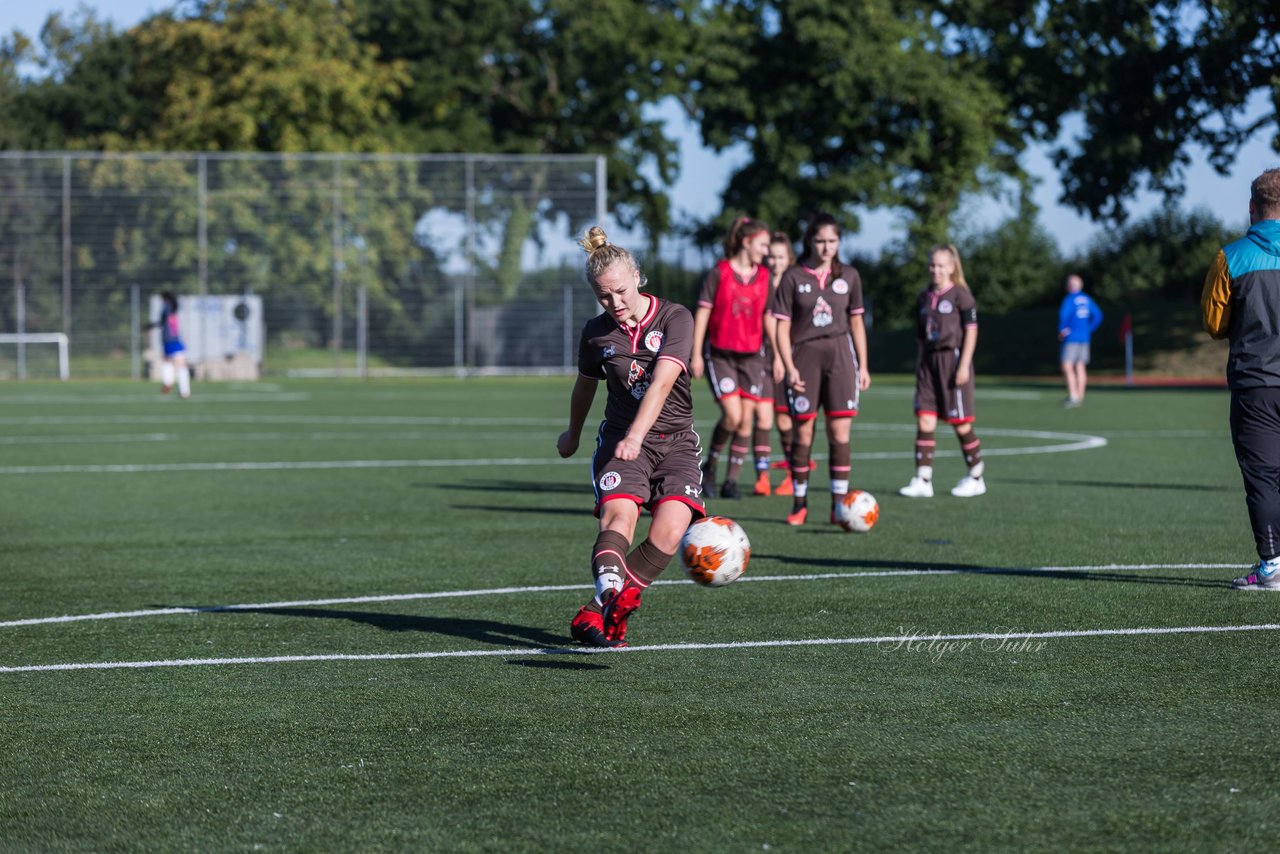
top-left (2, 376), bottom-right (1278, 851)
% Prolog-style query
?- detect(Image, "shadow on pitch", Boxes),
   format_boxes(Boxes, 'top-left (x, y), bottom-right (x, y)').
top-left (995, 476), bottom-right (1234, 493)
top-left (757, 554), bottom-right (1225, 589)
top-left (507, 658), bottom-right (610, 671)
top-left (420, 479), bottom-right (585, 495)
top-left (174, 605), bottom-right (577, 649)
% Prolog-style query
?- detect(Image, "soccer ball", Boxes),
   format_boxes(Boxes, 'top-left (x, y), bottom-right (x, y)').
top-left (835, 490), bottom-right (879, 533)
top-left (680, 516), bottom-right (751, 587)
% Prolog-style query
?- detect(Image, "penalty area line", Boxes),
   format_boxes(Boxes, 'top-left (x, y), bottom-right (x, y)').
top-left (4, 623), bottom-right (1280, 674)
top-left (0, 564), bottom-right (1249, 629)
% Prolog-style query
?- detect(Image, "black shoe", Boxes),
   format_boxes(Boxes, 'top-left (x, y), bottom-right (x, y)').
top-left (720, 480), bottom-right (741, 499)
top-left (700, 458), bottom-right (716, 490)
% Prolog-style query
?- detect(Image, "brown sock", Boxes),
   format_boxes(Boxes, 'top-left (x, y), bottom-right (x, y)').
top-left (725, 438), bottom-right (749, 484)
top-left (625, 539), bottom-right (676, 588)
top-left (829, 440), bottom-right (851, 501)
top-left (778, 424), bottom-right (793, 459)
top-left (960, 432), bottom-right (983, 476)
top-left (789, 441), bottom-right (811, 503)
top-left (587, 529), bottom-right (632, 610)
top-left (753, 426), bottom-right (772, 472)
top-left (915, 430), bottom-right (936, 471)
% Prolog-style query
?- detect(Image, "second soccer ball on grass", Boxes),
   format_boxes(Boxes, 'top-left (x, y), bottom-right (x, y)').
top-left (835, 490), bottom-right (880, 533)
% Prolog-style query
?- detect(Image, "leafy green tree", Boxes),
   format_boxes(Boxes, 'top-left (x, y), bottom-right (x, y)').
top-left (350, 0), bottom-right (688, 238)
top-left (941, 0), bottom-right (1280, 222)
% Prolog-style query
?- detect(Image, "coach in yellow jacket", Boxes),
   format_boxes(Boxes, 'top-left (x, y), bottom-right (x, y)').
top-left (1202, 167), bottom-right (1280, 591)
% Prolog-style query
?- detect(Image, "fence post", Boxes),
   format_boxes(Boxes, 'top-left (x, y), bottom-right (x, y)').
top-left (131, 285), bottom-right (141, 381)
top-left (332, 157), bottom-right (344, 376)
top-left (454, 282), bottom-right (464, 376)
top-left (198, 155), bottom-right (208, 381)
top-left (62, 155), bottom-right (71, 339)
top-left (15, 281), bottom-right (25, 381)
top-left (464, 156), bottom-right (476, 370)
top-left (356, 285), bottom-right (368, 380)
top-left (563, 285), bottom-right (573, 371)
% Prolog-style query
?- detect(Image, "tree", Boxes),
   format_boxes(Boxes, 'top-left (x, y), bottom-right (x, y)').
top-left (941, 0), bottom-right (1280, 222)
top-left (686, 0), bottom-right (1019, 247)
top-left (350, 0), bottom-right (689, 238)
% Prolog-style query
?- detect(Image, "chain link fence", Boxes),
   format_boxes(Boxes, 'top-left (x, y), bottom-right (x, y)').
top-left (0, 151), bottom-right (606, 379)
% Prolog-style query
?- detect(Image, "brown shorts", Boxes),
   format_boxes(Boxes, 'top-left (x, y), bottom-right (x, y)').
top-left (591, 425), bottom-right (708, 518)
top-left (785, 335), bottom-right (860, 421)
top-left (914, 348), bottom-right (976, 424)
top-left (706, 348), bottom-right (772, 403)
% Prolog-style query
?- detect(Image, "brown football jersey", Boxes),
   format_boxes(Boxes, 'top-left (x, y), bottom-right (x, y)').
top-left (915, 284), bottom-right (977, 350)
top-left (577, 296), bottom-right (695, 435)
top-left (769, 262), bottom-right (865, 346)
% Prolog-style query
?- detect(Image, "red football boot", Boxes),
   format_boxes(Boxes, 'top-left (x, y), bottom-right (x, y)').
top-left (786, 505), bottom-right (808, 526)
top-left (602, 585), bottom-right (643, 645)
top-left (570, 606), bottom-right (620, 648)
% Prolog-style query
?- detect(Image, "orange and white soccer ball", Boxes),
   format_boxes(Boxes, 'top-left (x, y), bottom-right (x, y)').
top-left (680, 516), bottom-right (751, 587)
top-left (835, 490), bottom-right (879, 533)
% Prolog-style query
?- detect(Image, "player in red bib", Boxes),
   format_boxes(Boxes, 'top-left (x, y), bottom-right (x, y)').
top-left (770, 212), bottom-right (872, 526)
top-left (898, 244), bottom-right (987, 498)
top-left (558, 227), bottom-right (706, 647)
top-left (692, 217), bottom-right (774, 499)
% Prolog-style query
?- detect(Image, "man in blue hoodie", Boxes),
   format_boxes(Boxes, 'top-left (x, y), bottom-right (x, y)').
top-left (1058, 274), bottom-right (1103, 407)
top-left (1202, 167), bottom-right (1280, 590)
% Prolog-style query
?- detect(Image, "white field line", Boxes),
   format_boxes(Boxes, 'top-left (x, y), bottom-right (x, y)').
top-left (0, 425), bottom-right (1107, 473)
top-left (0, 393), bottom-right (310, 405)
top-left (0, 564), bottom-right (1246, 630)
top-left (3, 623), bottom-right (1277, 674)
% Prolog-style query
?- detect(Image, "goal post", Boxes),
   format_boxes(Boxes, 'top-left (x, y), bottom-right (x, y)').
top-left (0, 333), bottom-right (71, 381)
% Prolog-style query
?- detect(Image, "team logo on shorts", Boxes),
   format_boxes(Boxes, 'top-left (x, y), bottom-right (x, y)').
top-left (938, 300), bottom-right (954, 314)
top-left (599, 471), bottom-right (622, 491)
top-left (644, 330), bottom-right (664, 352)
top-left (832, 277), bottom-right (849, 295)
top-left (794, 395), bottom-right (812, 413)
top-left (718, 377), bottom-right (736, 393)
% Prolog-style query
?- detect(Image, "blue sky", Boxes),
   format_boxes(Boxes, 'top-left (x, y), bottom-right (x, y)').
top-left (5, 1), bottom-right (1278, 256)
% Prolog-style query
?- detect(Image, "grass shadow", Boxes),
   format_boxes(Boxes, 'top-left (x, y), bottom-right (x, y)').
top-left (756, 554), bottom-right (1226, 588)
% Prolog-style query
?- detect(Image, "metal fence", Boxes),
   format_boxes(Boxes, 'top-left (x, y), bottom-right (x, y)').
top-left (0, 151), bottom-right (607, 379)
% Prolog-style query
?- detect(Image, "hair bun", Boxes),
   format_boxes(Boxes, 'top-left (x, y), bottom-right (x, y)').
top-left (578, 226), bottom-right (609, 254)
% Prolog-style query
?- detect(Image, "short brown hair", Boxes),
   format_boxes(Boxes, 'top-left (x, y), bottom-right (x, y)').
top-left (1251, 168), bottom-right (1280, 218)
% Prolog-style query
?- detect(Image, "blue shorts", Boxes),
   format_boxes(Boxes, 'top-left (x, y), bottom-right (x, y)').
top-left (163, 340), bottom-right (186, 357)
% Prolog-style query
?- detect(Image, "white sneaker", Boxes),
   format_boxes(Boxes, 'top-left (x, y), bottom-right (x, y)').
top-left (1232, 560), bottom-right (1280, 591)
top-left (898, 477), bottom-right (934, 498)
top-left (950, 476), bottom-right (986, 498)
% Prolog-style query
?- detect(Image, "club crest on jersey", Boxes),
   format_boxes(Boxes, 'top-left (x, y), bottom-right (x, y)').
top-left (938, 300), bottom-right (954, 314)
top-left (599, 471), bottom-right (622, 491)
top-left (718, 377), bottom-right (736, 393)
top-left (628, 360), bottom-right (651, 400)
top-left (794, 395), bottom-right (812, 413)
top-left (832, 277), bottom-right (849, 295)
top-left (813, 296), bottom-right (833, 328)
top-left (644, 330), bottom-right (664, 352)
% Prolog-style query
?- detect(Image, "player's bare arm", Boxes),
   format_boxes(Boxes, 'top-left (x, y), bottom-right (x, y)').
top-left (955, 325), bottom-right (978, 386)
top-left (851, 315), bottom-right (871, 391)
top-left (557, 375), bottom-right (599, 458)
top-left (690, 304), bottom-right (712, 378)
top-left (616, 359), bottom-right (683, 461)
top-left (776, 320), bottom-right (803, 391)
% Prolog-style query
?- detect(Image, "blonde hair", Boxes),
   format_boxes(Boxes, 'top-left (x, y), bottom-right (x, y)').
top-left (1251, 168), bottom-right (1280, 219)
top-left (930, 243), bottom-right (968, 288)
top-left (579, 226), bottom-right (644, 286)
